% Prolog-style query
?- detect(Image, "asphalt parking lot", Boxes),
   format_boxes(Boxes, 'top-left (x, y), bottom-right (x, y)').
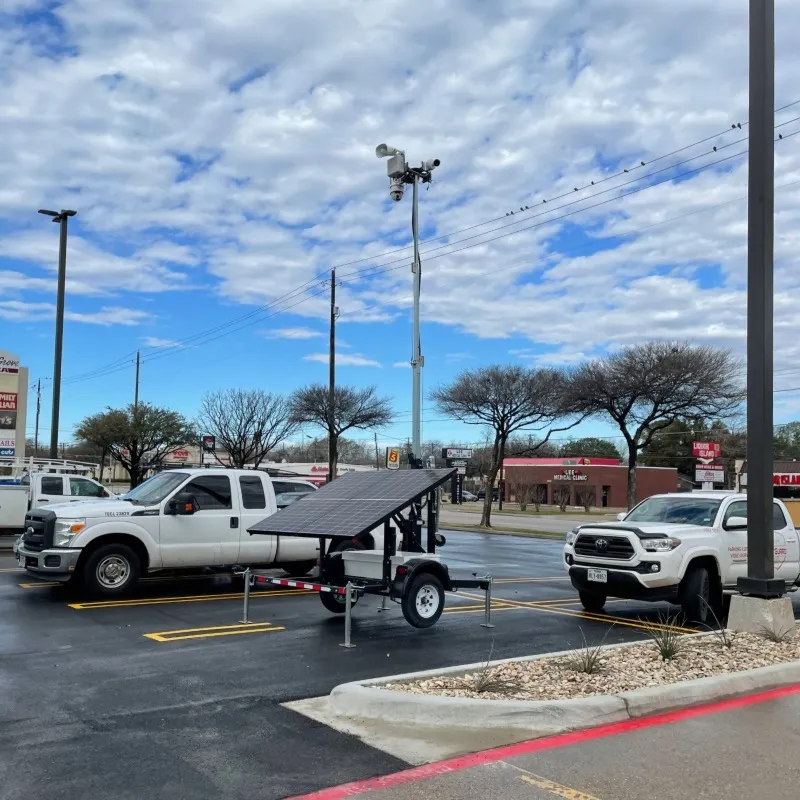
top-left (1, 530), bottom-right (797, 800)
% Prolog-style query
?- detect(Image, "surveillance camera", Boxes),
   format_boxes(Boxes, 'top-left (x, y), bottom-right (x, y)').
top-left (376, 143), bottom-right (402, 158)
top-left (423, 158), bottom-right (441, 171)
top-left (389, 179), bottom-right (405, 202)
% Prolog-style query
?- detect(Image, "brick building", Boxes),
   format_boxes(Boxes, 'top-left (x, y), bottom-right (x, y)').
top-left (502, 457), bottom-right (678, 508)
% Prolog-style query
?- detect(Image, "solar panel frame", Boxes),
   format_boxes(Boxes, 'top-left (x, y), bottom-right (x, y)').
top-left (248, 468), bottom-right (456, 538)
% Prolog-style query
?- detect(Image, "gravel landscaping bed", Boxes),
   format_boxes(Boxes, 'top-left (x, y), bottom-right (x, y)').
top-left (383, 627), bottom-right (800, 702)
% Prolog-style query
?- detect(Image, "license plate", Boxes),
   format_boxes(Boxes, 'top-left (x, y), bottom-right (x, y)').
top-left (587, 568), bottom-right (607, 583)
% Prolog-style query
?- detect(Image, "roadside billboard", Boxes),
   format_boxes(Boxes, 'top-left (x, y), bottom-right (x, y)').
top-left (0, 351), bottom-right (25, 458)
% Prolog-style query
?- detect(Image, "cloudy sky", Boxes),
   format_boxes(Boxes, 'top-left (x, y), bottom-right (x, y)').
top-left (2, 0), bottom-right (799, 451)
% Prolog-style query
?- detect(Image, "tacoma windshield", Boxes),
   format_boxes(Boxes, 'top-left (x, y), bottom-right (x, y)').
top-left (624, 497), bottom-right (721, 526)
top-left (121, 472), bottom-right (188, 505)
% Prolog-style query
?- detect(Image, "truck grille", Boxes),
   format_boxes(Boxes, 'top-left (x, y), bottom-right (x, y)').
top-left (20, 510), bottom-right (56, 552)
top-left (574, 533), bottom-right (635, 560)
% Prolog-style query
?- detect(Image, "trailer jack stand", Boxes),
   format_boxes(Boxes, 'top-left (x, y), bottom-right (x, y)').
top-left (339, 582), bottom-right (356, 649)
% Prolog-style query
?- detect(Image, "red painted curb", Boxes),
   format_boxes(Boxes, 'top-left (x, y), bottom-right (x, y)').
top-left (288, 682), bottom-right (800, 799)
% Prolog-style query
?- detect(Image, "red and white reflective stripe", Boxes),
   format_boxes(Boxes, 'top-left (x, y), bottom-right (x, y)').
top-left (252, 575), bottom-right (345, 594)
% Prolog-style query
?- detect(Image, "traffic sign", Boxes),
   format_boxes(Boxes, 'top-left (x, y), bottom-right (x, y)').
top-left (386, 447), bottom-right (401, 470)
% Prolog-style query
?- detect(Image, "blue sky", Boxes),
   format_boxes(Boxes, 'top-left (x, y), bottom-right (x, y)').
top-left (2, 0), bottom-right (800, 452)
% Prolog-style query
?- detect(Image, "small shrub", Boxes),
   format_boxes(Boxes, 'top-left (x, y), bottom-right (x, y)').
top-left (757, 621), bottom-right (795, 643)
top-left (643, 612), bottom-right (685, 661)
top-left (699, 596), bottom-right (736, 648)
top-left (459, 641), bottom-right (519, 695)
top-left (563, 626), bottom-right (614, 674)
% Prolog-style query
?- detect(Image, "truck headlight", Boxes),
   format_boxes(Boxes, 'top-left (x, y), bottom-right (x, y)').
top-left (641, 537), bottom-right (681, 552)
top-left (54, 519), bottom-right (86, 547)
top-left (566, 530), bottom-right (577, 545)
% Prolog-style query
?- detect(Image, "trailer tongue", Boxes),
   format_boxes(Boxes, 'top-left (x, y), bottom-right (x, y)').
top-left (247, 468), bottom-right (494, 645)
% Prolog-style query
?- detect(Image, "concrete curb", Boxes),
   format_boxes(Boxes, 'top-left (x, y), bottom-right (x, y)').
top-left (328, 642), bottom-right (800, 741)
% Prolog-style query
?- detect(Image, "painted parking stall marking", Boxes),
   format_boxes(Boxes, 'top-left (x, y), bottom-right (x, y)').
top-left (144, 622), bottom-right (285, 642)
top-left (68, 587), bottom-right (313, 609)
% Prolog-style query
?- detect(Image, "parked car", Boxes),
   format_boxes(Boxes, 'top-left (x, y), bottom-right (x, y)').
top-left (14, 469), bottom-right (380, 596)
top-left (476, 487), bottom-right (499, 501)
top-left (564, 491), bottom-right (800, 623)
top-left (461, 490), bottom-right (478, 502)
top-left (271, 478), bottom-right (317, 509)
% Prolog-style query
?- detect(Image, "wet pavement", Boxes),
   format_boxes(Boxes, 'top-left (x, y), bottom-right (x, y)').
top-left (1, 530), bottom-right (798, 799)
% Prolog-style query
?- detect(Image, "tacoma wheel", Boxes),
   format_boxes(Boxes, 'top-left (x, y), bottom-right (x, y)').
top-left (578, 590), bottom-right (607, 613)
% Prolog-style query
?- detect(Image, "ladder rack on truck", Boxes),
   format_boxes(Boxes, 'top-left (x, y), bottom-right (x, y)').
top-left (246, 468), bottom-right (494, 647)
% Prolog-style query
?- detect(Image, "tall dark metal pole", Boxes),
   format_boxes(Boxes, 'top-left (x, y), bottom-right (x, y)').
top-left (740, 0), bottom-right (782, 597)
top-left (34, 379), bottom-right (41, 456)
top-left (327, 269), bottom-right (336, 483)
top-left (134, 351), bottom-right (140, 411)
top-left (49, 213), bottom-right (71, 459)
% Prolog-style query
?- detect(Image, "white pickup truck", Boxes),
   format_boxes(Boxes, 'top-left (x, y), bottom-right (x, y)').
top-left (0, 473), bottom-right (113, 533)
top-left (15, 468), bottom-right (368, 597)
top-left (564, 491), bottom-right (800, 623)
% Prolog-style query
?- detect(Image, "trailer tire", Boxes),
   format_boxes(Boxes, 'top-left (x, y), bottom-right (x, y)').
top-left (83, 543), bottom-right (140, 598)
top-left (320, 588), bottom-right (359, 614)
top-left (401, 572), bottom-right (445, 628)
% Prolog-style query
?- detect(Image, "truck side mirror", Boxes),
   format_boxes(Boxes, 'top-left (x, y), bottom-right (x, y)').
top-left (724, 515), bottom-right (748, 530)
top-left (166, 492), bottom-right (198, 516)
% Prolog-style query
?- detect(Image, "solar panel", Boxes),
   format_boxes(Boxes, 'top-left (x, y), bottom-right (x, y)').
top-left (248, 468), bottom-right (455, 538)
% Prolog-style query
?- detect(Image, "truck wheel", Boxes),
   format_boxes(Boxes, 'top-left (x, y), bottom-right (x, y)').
top-left (279, 560), bottom-right (317, 578)
top-left (320, 588), bottom-right (359, 614)
top-left (401, 572), bottom-right (445, 628)
top-left (578, 590), bottom-right (607, 613)
top-left (331, 539), bottom-right (365, 554)
top-left (680, 565), bottom-right (711, 624)
top-left (83, 544), bottom-right (140, 598)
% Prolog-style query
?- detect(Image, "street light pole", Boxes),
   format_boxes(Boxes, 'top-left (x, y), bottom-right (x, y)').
top-left (38, 208), bottom-right (77, 460)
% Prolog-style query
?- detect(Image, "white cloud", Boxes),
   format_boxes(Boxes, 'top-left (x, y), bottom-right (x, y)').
top-left (305, 352), bottom-right (381, 367)
top-left (142, 336), bottom-right (182, 348)
top-left (393, 361), bottom-right (411, 368)
top-left (0, 300), bottom-right (150, 326)
top-left (263, 327), bottom-right (324, 340)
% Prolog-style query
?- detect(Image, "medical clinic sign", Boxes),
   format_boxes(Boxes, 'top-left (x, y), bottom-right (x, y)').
top-left (0, 350), bottom-right (26, 458)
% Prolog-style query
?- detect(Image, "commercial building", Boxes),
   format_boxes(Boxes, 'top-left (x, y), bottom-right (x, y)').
top-left (502, 457), bottom-right (678, 508)
top-left (0, 349), bottom-right (28, 460)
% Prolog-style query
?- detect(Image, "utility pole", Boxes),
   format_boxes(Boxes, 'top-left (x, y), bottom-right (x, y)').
top-left (33, 379), bottom-right (41, 456)
top-left (739, 0), bottom-right (782, 599)
top-left (374, 432), bottom-right (380, 470)
top-left (38, 208), bottom-right (76, 459)
top-left (375, 144), bottom-right (440, 469)
top-left (134, 351), bottom-right (140, 411)
top-left (327, 269), bottom-right (338, 483)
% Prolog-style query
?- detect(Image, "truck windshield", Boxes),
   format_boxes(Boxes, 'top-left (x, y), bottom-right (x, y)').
top-left (121, 472), bottom-right (188, 505)
top-left (624, 497), bottom-right (722, 526)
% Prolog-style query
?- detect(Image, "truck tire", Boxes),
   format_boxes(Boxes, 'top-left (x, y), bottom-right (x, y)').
top-left (680, 564), bottom-right (711, 624)
top-left (320, 588), bottom-right (359, 614)
top-left (401, 572), bottom-right (445, 628)
top-left (83, 543), bottom-right (140, 598)
top-left (578, 590), bottom-right (607, 613)
top-left (331, 539), bottom-right (365, 554)
top-left (279, 560), bottom-right (317, 578)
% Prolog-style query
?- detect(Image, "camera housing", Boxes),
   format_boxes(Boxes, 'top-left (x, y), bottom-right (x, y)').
top-left (389, 179), bottom-right (405, 202)
top-left (423, 158), bottom-right (441, 171)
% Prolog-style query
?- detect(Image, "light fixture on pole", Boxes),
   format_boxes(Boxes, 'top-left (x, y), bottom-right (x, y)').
top-left (375, 144), bottom-right (440, 469)
top-left (38, 208), bottom-right (77, 460)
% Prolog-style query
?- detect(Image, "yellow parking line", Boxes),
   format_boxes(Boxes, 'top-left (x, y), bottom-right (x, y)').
top-left (519, 774), bottom-right (602, 799)
top-left (494, 577), bottom-right (571, 584)
top-left (68, 588), bottom-right (312, 610)
top-left (0, 568), bottom-right (23, 573)
top-left (144, 622), bottom-right (285, 642)
top-left (19, 581), bottom-right (62, 589)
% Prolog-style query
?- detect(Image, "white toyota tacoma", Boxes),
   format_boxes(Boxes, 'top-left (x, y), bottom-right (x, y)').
top-left (15, 469), bottom-right (375, 597)
top-left (564, 492), bottom-right (800, 623)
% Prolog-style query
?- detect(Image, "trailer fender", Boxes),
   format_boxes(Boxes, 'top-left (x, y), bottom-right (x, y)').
top-left (392, 558), bottom-right (452, 599)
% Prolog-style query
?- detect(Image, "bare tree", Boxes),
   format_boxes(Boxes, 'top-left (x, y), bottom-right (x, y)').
top-left (290, 384), bottom-right (393, 480)
top-left (76, 404), bottom-right (195, 488)
top-left (197, 389), bottom-right (299, 469)
top-left (552, 484), bottom-right (571, 512)
top-left (571, 342), bottom-right (743, 509)
top-left (431, 365), bottom-right (578, 527)
top-left (575, 485), bottom-right (597, 513)
top-left (532, 484), bottom-right (547, 512)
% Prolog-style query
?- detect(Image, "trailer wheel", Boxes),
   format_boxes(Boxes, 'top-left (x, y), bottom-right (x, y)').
top-left (83, 543), bottom-right (140, 598)
top-left (402, 572), bottom-right (445, 628)
top-left (320, 588), bottom-right (359, 614)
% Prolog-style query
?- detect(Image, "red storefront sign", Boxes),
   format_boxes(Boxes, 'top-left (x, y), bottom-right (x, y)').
top-left (774, 474), bottom-right (800, 486)
top-left (0, 393), bottom-right (17, 411)
top-left (693, 441), bottom-right (721, 459)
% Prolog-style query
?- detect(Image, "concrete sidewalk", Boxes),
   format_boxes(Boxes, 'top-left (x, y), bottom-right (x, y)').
top-left (292, 685), bottom-right (800, 799)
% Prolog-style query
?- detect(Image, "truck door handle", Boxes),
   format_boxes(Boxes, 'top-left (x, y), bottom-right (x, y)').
top-left (230, 517), bottom-right (239, 529)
